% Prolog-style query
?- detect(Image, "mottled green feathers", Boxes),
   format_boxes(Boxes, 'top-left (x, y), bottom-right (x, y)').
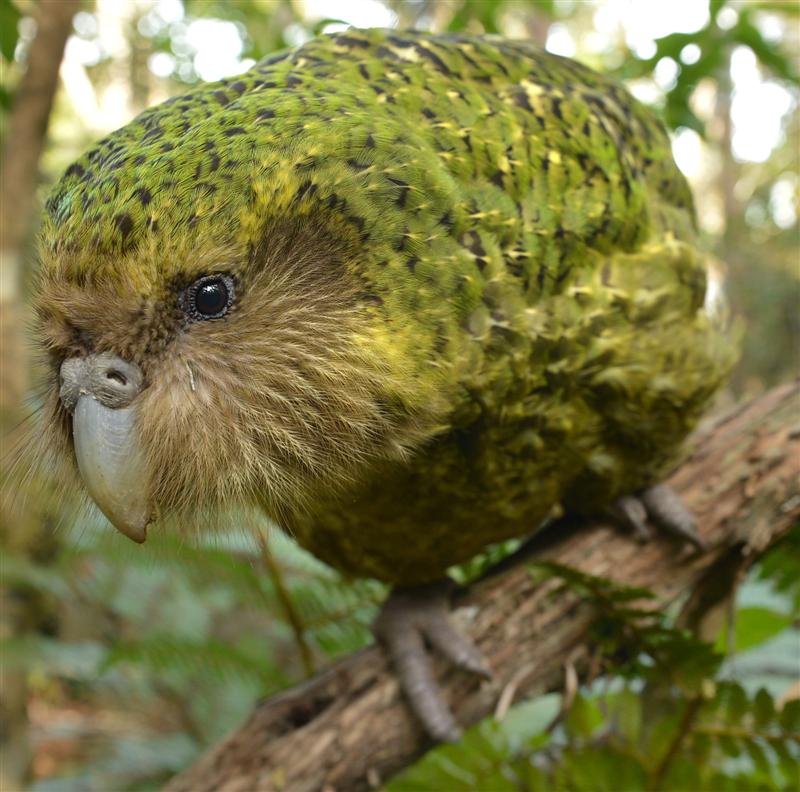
top-left (40, 30), bottom-right (735, 583)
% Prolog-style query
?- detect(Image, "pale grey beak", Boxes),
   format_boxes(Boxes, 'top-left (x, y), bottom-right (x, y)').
top-left (60, 355), bottom-right (152, 543)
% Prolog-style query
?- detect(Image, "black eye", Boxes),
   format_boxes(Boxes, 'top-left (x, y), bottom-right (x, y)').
top-left (184, 275), bottom-right (234, 320)
top-left (196, 280), bottom-right (228, 315)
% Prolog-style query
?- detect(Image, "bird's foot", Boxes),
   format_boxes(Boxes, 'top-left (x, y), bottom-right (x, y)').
top-left (373, 579), bottom-right (491, 742)
top-left (607, 483), bottom-right (704, 550)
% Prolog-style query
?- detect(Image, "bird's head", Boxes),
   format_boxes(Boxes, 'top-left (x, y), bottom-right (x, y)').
top-left (31, 119), bottom-right (439, 543)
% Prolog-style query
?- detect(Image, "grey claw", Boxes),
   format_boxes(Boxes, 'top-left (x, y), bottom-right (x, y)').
top-left (422, 608), bottom-right (493, 679)
top-left (606, 494), bottom-right (653, 542)
top-left (607, 485), bottom-right (704, 550)
top-left (374, 580), bottom-right (488, 742)
top-left (640, 484), bottom-right (705, 550)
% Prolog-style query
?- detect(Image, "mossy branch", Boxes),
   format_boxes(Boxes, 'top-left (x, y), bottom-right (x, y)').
top-left (165, 382), bottom-right (800, 792)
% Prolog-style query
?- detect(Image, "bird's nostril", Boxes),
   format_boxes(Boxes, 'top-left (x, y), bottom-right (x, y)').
top-left (105, 369), bottom-right (128, 387)
top-left (61, 354), bottom-right (143, 410)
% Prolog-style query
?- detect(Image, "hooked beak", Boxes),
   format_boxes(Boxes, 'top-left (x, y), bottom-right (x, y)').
top-left (72, 396), bottom-right (152, 542)
top-left (61, 355), bottom-right (152, 543)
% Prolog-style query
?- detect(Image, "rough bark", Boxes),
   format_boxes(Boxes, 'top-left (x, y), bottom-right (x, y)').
top-left (166, 383), bottom-right (800, 792)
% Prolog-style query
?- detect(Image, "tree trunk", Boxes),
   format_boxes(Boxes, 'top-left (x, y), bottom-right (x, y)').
top-left (0, 0), bottom-right (79, 411)
top-left (0, 3), bottom-right (79, 788)
top-left (166, 383), bottom-right (800, 792)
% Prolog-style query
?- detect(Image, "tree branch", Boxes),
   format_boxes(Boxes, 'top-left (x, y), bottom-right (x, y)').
top-left (166, 383), bottom-right (800, 792)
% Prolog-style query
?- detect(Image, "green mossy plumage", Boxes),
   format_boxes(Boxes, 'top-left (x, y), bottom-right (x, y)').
top-left (38, 30), bottom-right (736, 583)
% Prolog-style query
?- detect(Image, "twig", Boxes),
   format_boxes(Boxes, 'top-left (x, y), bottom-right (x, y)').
top-left (255, 529), bottom-right (316, 678)
top-left (649, 696), bottom-right (702, 791)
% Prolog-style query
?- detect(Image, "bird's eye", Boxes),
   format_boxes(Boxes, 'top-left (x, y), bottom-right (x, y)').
top-left (183, 275), bottom-right (235, 320)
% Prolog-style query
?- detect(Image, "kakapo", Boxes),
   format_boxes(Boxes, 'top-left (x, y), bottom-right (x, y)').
top-left (35, 29), bottom-right (734, 740)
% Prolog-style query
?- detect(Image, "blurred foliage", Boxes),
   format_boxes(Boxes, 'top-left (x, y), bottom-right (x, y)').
top-left (616, 0), bottom-right (799, 134)
top-left (3, 519), bottom-right (384, 790)
top-left (391, 543), bottom-right (800, 790)
top-left (389, 681), bottom-right (800, 791)
top-left (1, 0), bottom-right (798, 789)
top-left (0, 0), bottom-right (21, 116)
top-left (527, 562), bottom-right (723, 686)
top-left (0, 0), bottom-right (21, 63)
top-left (5, 518), bottom-right (798, 790)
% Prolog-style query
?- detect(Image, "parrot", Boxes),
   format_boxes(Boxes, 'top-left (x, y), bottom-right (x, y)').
top-left (33, 29), bottom-right (735, 741)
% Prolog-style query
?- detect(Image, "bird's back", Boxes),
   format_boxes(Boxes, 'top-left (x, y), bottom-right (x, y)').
top-left (250, 31), bottom-right (734, 583)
